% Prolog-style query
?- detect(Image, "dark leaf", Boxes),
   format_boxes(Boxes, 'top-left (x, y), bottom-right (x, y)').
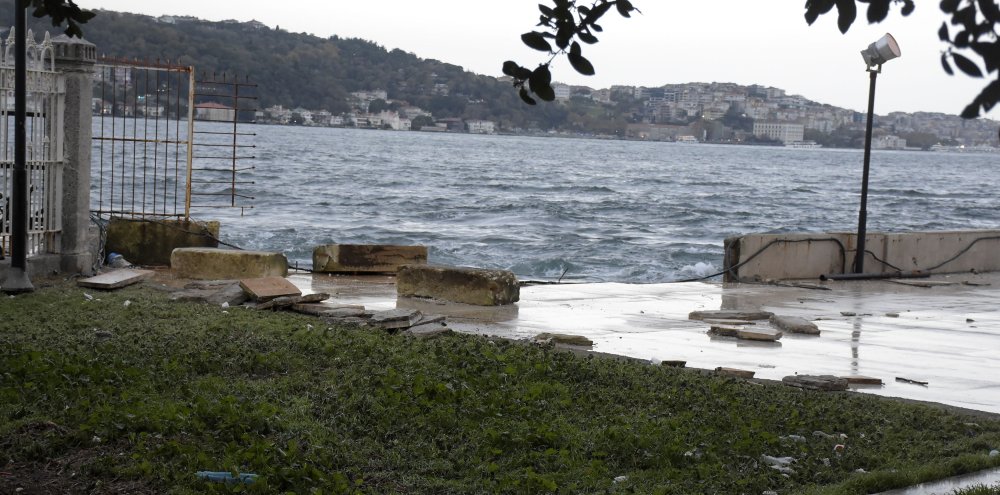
top-left (555, 26), bottom-right (572, 49)
top-left (78, 10), bottom-right (96, 21)
top-left (502, 61), bottom-right (521, 77)
top-left (952, 52), bottom-right (984, 77)
top-left (941, 52), bottom-right (955, 75)
top-left (578, 30), bottom-right (599, 44)
top-left (529, 64), bottom-right (553, 90)
top-left (535, 83), bottom-right (556, 101)
top-left (519, 87), bottom-right (537, 105)
top-left (804, 0), bottom-right (836, 25)
top-left (584, 1), bottom-right (614, 24)
top-left (568, 51), bottom-right (596, 76)
top-left (978, 0), bottom-right (1000, 22)
top-left (617, 0), bottom-right (634, 18)
top-left (591, 23), bottom-right (603, 32)
top-left (835, 0), bottom-right (857, 33)
top-left (970, 42), bottom-right (1000, 72)
top-left (31, 6), bottom-right (46, 18)
top-left (940, 0), bottom-right (960, 13)
top-left (938, 22), bottom-right (949, 41)
top-left (961, 101), bottom-right (980, 118)
top-left (866, 1), bottom-right (890, 23)
top-left (515, 66), bottom-right (533, 80)
top-left (900, 0), bottom-right (915, 16)
top-left (521, 32), bottom-right (553, 52)
top-left (539, 4), bottom-right (555, 17)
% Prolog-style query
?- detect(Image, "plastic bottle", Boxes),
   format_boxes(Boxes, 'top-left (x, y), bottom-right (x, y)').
top-left (106, 252), bottom-right (130, 268)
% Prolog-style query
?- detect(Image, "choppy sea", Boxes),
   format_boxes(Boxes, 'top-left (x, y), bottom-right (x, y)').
top-left (118, 124), bottom-right (1000, 283)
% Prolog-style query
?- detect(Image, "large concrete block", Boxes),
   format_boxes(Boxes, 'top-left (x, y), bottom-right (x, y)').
top-left (397, 265), bottom-right (519, 306)
top-left (171, 248), bottom-right (287, 280)
top-left (313, 244), bottom-right (427, 273)
top-left (107, 218), bottom-right (220, 266)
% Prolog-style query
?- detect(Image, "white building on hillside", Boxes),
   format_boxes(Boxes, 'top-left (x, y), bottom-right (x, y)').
top-left (467, 120), bottom-right (495, 134)
top-left (753, 122), bottom-right (805, 144)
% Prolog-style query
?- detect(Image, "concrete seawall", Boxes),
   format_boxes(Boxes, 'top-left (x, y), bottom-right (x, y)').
top-left (724, 230), bottom-right (1000, 281)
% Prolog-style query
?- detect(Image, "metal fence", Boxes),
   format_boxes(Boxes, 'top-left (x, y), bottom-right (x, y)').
top-left (91, 61), bottom-right (256, 220)
top-left (0, 29), bottom-right (64, 258)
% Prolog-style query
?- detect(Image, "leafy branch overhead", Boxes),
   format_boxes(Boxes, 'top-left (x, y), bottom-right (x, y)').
top-left (503, 0), bottom-right (639, 105)
top-left (510, 0), bottom-right (1000, 121)
top-left (22, 0), bottom-right (95, 38)
top-left (805, 0), bottom-right (1000, 119)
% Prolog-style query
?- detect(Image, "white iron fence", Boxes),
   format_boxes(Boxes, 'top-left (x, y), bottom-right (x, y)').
top-left (0, 29), bottom-right (65, 258)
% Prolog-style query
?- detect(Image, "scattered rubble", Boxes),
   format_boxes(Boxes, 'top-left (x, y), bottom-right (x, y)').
top-left (77, 269), bottom-right (154, 290)
top-left (842, 375), bottom-right (883, 386)
top-left (660, 360), bottom-right (686, 368)
top-left (240, 276), bottom-right (301, 302)
top-left (716, 367), bottom-right (755, 378)
top-left (896, 377), bottom-right (929, 386)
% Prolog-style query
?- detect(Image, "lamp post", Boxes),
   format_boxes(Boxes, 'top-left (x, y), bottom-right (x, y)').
top-left (852, 33), bottom-right (900, 273)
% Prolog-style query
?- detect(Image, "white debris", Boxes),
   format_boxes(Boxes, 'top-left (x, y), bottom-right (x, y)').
top-left (84, 293), bottom-right (93, 300)
top-left (123, 300), bottom-right (131, 307)
top-left (613, 475), bottom-right (627, 484)
top-left (221, 302), bottom-right (230, 308)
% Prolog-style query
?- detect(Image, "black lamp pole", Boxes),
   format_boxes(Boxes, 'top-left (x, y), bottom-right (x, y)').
top-left (853, 65), bottom-right (880, 274)
top-left (2, 0), bottom-right (34, 293)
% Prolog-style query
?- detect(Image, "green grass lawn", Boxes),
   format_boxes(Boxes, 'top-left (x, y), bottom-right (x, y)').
top-left (1, 281), bottom-right (999, 494)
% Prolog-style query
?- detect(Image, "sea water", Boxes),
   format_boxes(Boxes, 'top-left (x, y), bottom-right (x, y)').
top-left (101, 123), bottom-right (1000, 283)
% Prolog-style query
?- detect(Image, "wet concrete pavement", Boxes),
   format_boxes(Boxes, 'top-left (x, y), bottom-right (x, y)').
top-left (290, 271), bottom-right (1000, 415)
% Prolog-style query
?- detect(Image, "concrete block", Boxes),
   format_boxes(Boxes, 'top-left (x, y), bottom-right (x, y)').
top-left (171, 248), bottom-right (287, 280)
top-left (313, 244), bottom-right (427, 273)
top-left (708, 324), bottom-right (743, 337)
top-left (770, 315), bottom-right (821, 335)
top-left (107, 218), bottom-right (220, 266)
top-left (397, 265), bottom-right (519, 306)
top-left (239, 277), bottom-right (301, 301)
top-left (737, 327), bottom-right (782, 342)
top-left (843, 375), bottom-right (883, 385)
top-left (689, 309), bottom-right (773, 321)
top-left (77, 269), bottom-right (153, 290)
top-left (533, 333), bottom-right (594, 347)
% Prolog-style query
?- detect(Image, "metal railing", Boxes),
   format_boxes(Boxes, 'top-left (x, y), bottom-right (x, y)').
top-left (0, 29), bottom-right (64, 258)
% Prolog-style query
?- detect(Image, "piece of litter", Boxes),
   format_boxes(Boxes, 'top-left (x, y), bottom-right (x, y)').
top-left (84, 293), bottom-right (93, 300)
top-left (123, 300), bottom-right (131, 307)
top-left (195, 471), bottom-right (258, 484)
top-left (613, 475), bottom-right (627, 484)
top-left (221, 302), bottom-right (229, 308)
top-left (895, 377), bottom-right (929, 386)
top-left (885, 312), bottom-right (900, 318)
top-left (833, 444), bottom-right (845, 452)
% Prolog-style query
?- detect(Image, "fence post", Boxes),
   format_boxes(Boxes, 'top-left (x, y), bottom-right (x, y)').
top-left (52, 35), bottom-right (96, 274)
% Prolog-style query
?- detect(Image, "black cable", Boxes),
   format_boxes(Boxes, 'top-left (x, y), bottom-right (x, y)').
top-left (135, 217), bottom-right (245, 251)
top-left (865, 249), bottom-right (903, 272)
top-left (921, 235), bottom-right (1000, 272)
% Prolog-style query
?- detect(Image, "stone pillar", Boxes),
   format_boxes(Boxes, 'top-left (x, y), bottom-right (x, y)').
top-left (52, 35), bottom-right (97, 275)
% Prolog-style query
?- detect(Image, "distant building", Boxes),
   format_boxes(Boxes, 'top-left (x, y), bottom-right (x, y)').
top-left (195, 102), bottom-right (235, 122)
top-left (872, 135), bottom-right (907, 150)
top-left (467, 120), bottom-right (495, 134)
top-left (553, 83), bottom-right (571, 102)
top-left (752, 122), bottom-right (804, 144)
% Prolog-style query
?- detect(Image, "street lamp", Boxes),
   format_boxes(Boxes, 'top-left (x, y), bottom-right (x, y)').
top-left (852, 33), bottom-right (900, 273)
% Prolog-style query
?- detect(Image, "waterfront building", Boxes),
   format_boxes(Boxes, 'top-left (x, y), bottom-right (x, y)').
top-left (752, 122), bottom-right (805, 144)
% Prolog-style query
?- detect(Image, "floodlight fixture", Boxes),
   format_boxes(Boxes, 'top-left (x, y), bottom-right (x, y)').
top-left (860, 33), bottom-right (901, 69)
top-left (852, 33), bottom-right (900, 274)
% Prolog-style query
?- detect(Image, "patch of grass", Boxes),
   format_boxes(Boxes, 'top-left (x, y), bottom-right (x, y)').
top-left (953, 483), bottom-right (1000, 495)
top-left (2, 282), bottom-right (1000, 493)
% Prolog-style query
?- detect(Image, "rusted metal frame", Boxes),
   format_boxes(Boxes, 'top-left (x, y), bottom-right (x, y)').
top-left (184, 68), bottom-right (194, 219)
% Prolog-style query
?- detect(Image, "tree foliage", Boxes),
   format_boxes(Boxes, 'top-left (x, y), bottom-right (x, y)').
top-left (510, 0), bottom-right (1000, 119)
top-left (21, 0), bottom-right (94, 37)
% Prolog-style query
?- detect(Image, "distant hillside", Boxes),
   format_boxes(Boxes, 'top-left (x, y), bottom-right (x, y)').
top-left (0, 3), bottom-right (581, 130)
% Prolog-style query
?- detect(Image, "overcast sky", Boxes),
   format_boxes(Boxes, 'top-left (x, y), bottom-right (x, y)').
top-left (79, 1), bottom-right (997, 119)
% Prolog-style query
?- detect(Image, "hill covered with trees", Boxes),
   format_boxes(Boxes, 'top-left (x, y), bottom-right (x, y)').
top-left (0, 2), bottom-right (586, 131)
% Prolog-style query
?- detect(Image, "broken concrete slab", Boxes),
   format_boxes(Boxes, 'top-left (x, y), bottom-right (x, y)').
top-left (716, 367), bottom-right (755, 378)
top-left (843, 375), bottom-right (883, 386)
top-left (703, 318), bottom-right (757, 326)
top-left (290, 303), bottom-right (366, 317)
top-left (256, 293), bottom-right (330, 311)
top-left (782, 375), bottom-right (848, 391)
top-left (168, 282), bottom-right (249, 307)
top-left (171, 248), bottom-right (288, 280)
top-left (313, 244), bottom-right (428, 273)
top-left (403, 323), bottom-right (453, 339)
top-left (370, 309), bottom-right (422, 329)
top-left (660, 360), bottom-right (687, 368)
top-left (689, 309), bottom-right (774, 321)
top-left (397, 265), bottom-right (519, 306)
top-left (708, 324), bottom-right (743, 337)
top-left (769, 315), bottom-right (821, 335)
top-left (738, 327), bottom-right (782, 342)
top-left (77, 269), bottom-right (154, 290)
top-left (533, 333), bottom-right (594, 347)
top-left (240, 277), bottom-right (301, 302)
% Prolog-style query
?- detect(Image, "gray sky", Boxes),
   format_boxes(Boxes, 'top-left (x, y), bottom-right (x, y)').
top-left (79, 1), bottom-right (997, 119)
